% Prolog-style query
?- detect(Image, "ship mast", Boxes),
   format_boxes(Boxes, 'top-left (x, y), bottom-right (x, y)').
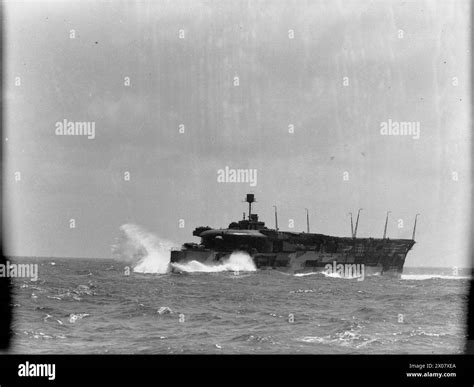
top-left (354, 208), bottom-right (363, 238)
top-left (245, 194), bottom-right (255, 220)
top-left (412, 213), bottom-right (420, 240)
top-left (348, 212), bottom-right (354, 238)
top-left (273, 205), bottom-right (279, 231)
top-left (305, 208), bottom-right (310, 233)
top-left (383, 211), bottom-right (391, 239)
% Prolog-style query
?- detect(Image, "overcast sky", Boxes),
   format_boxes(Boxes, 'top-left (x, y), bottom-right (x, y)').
top-left (4, 0), bottom-right (471, 267)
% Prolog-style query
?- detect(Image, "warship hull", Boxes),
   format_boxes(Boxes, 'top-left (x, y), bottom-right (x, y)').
top-left (171, 194), bottom-right (417, 277)
top-left (170, 236), bottom-right (415, 277)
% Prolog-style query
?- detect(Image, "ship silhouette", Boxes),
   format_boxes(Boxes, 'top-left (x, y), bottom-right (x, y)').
top-left (171, 194), bottom-right (417, 277)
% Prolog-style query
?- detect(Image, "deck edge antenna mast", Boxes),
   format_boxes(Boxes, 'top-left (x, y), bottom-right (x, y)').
top-left (383, 211), bottom-right (391, 239)
top-left (354, 208), bottom-right (363, 238)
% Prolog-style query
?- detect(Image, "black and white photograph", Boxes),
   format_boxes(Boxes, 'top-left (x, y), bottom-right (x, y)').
top-left (0, 0), bottom-right (473, 380)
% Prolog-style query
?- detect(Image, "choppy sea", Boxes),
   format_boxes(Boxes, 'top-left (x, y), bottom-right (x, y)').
top-left (6, 257), bottom-right (470, 354)
top-left (3, 223), bottom-right (469, 354)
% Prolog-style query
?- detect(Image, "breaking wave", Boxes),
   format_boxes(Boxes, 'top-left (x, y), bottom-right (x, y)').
top-left (296, 320), bottom-right (377, 349)
top-left (111, 223), bottom-right (173, 274)
top-left (293, 272), bottom-right (322, 277)
top-left (294, 271), bottom-right (362, 279)
top-left (171, 251), bottom-right (257, 273)
top-left (322, 271), bottom-right (363, 280)
top-left (401, 274), bottom-right (471, 280)
top-left (111, 225), bottom-right (256, 274)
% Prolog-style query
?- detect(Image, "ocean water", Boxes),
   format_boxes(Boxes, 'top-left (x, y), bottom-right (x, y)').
top-left (4, 223), bottom-right (470, 354)
top-left (6, 258), bottom-right (469, 354)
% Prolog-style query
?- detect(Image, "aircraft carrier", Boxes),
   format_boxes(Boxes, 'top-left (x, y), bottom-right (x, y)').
top-left (170, 194), bottom-right (417, 277)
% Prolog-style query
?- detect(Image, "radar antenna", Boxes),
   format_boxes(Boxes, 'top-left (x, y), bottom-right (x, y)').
top-left (245, 194), bottom-right (255, 220)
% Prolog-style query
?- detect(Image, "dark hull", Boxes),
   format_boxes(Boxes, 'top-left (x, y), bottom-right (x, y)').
top-left (173, 194), bottom-right (417, 277)
top-left (170, 237), bottom-right (415, 277)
